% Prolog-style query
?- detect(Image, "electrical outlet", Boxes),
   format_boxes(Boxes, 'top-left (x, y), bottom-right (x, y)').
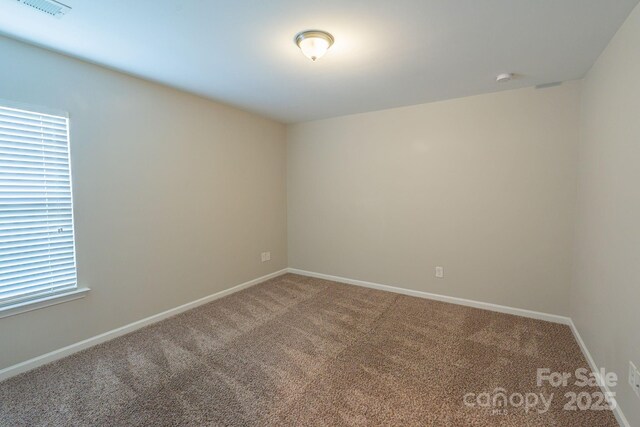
top-left (435, 266), bottom-right (444, 278)
top-left (630, 361), bottom-right (640, 397)
top-left (634, 363), bottom-right (640, 397)
top-left (261, 252), bottom-right (271, 262)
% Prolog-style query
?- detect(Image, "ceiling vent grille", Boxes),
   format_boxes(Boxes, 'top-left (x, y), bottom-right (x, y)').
top-left (17, 0), bottom-right (71, 18)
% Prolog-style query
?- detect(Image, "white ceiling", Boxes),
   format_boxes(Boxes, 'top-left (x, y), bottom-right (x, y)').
top-left (0, 0), bottom-right (638, 123)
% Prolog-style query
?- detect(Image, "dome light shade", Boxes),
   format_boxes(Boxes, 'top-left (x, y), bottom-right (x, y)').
top-left (295, 30), bottom-right (334, 62)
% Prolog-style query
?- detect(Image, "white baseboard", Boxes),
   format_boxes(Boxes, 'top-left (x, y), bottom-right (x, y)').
top-left (568, 320), bottom-right (630, 427)
top-left (287, 268), bottom-right (571, 325)
top-left (288, 268), bottom-right (629, 426)
top-left (0, 268), bottom-right (288, 382)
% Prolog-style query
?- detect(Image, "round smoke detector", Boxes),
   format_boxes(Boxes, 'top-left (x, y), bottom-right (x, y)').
top-left (496, 73), bottom-right (514, 83)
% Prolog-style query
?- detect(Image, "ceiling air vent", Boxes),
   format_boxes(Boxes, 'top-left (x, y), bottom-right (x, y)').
top-left (17, 0), bottom-right (71, 18)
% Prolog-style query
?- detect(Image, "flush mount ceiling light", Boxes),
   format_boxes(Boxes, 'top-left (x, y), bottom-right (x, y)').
top-left (295, 30), bottom-right (334, 62)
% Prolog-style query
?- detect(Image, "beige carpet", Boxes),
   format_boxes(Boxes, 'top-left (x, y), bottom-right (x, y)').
top-left (0, 273), bottom-right (618, 426)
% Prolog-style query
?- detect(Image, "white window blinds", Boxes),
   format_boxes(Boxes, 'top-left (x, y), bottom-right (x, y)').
top-left (0, 103), bottom-right (78, 308)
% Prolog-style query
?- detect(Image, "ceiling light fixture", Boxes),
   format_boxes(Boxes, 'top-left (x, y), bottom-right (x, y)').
top-left (295, 30), bottom-right (334, 62)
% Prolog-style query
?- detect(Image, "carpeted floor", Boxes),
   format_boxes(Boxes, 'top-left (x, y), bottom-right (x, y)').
top-left (0, 273), bottom-right (618, 426)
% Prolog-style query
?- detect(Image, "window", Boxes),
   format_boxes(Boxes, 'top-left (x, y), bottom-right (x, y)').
top-left (0, 101), bottom-right (81, 313)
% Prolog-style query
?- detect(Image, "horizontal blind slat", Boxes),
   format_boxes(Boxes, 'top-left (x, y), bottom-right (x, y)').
top-left (0, 168), bottom-right (70, 178)
top-left (0, 175), bottom-right (70, 184)
top-left (0, 250), bottom-right (75, 265)
top-left (0, 206), bottom-right (71, 214)
top-left (0, 230), bottom-right (72, 242)
top-left (0, 181), bottom-right (70, 188)
top-left (0, 230), bottom-right (73, 244)
top-left (0, 136), bottom-right (67, 150)
top-left (0, 239), bottom-right (75, 251)
top-left (0, 167), bottom-right (70, 176)
top-left (0, 191), bottom-right (72, 198)
top-left (0, 115), bottom-right (67, 129)
top-left (0, 287), bottom-right (76, 309)
top-left (1, 261), bottom-right (76, 281)
top-left (0, 135), bottom-right (69, 149)
top-left (0, 284), bottom-right (77, 308)
top-left (0, 289), bottom-right (76, 308)
top-left (0, 122), bottom-right (67, 137)
top-left (0, 282), bottom-right (76, 303)
top-left (0, 213), bottom-right (72, 221)
top-left (0, 190), bottom-right (71, 197)
top-left (0, 231), bottom-right (73, 242)
top-left (0, 107), bottom-right (67, 124)
top-left (0, 208), bottom-right (72, 216)
top-left (0, 154), bottom-right (69, 166)
top-left (0, 139), bottom-right (68, 154)
top-left (0, 182), bottom-right (71, 189)
top-left (0, 199), bottom-right (71, 206)
top-left (0, 213), bottom-right (72, 222)
top-left (0, 242), bottom-right (74, 258)
top-left (0, 279), bottom-right (76, 305)
top-left (1, 270), bottom-right (77, 292)
top-left (0, 144), bottom-right (69, 163)
top-left (0, 114), bottom-right (67, 130)
top-left (0, 222), bottom-right (73, 234)
top-left (0, 242), bottom-right (75, 257)
top-left (0, 220), bottom-right (71, 229)
top-left (0, 167), bottom-right (70, 175)
top-left (0, 260), bottom-right (76, 281)
top-left (0, 128), bottom-right (67, 142)
top-left (0, 255), bottom-right (75, 271)
top-left (0, 115), bottom-right (67, 131)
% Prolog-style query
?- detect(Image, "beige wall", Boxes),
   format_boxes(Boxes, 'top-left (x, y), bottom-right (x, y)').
top-left (572, 3), bottom-right (640, 425)
top-left (288, 82), bottom-right (581, 316)
top-left (0, 36), bottom-right (287, 370)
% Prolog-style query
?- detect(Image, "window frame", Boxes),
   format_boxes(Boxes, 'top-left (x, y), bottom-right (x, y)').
top-left (0, 99), bottom-right (89, 319)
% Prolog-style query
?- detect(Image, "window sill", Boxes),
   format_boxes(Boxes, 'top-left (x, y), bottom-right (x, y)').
top-left (0, 288), bottom-right (91, 320)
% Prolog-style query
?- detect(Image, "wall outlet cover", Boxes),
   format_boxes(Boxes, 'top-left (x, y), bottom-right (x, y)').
top-left (630, 361), bottom-right (640, 397)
